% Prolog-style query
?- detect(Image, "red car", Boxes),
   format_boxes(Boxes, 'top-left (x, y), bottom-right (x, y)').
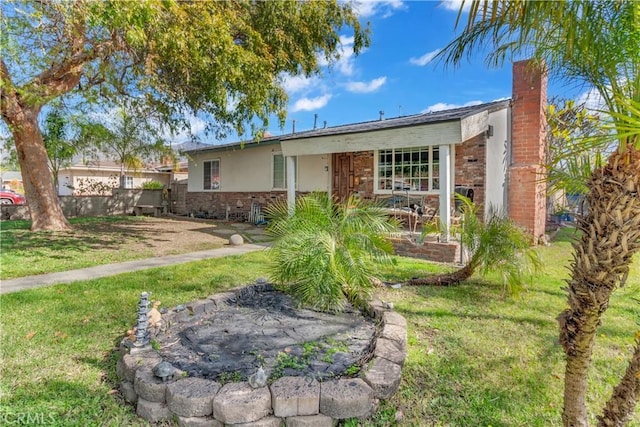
top-left (0, 189), bottom-right (26, 205)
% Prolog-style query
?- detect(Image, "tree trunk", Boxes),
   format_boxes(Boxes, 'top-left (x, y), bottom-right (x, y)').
top-left (598, 342), bottom-right (640, 427)
top-left (405, 262), bottom-right (476, 286)
top-left (8, 108), bottom-right (70, 231)
top-left (558, 147), bottom-right (640, 427)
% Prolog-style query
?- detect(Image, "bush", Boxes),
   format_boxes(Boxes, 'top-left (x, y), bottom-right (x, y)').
top-left (265, 192), bottom-right (399, 312)
top-left (141, 180), bottom-right (165, 190)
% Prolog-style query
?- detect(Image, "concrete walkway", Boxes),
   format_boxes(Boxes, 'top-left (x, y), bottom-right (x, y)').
top-left (0, 243), bottom-right (269, 295)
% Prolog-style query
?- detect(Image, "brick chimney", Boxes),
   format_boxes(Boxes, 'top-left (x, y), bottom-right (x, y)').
top-left (508, 60), bottom-right (547, 242)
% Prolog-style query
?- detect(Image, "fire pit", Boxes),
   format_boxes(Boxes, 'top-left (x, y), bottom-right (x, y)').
top-left (116, 281), bottom-right (407, 425)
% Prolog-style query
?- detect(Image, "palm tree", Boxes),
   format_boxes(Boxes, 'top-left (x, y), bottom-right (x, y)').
top-left (265, 192), bottom-right (399, 313)
top-left (407, 196), bottom-right (540, 294)
top-left (440, 2), bottom-right (640, 426)
top-left (82, 100), bottom-right (174, 188)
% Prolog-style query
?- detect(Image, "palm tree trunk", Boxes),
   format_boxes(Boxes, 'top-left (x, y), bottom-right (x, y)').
top-left (558, 147), bottom-right (640, 427)
top-left (405, 262), bottom-right (476, 286)
top-left (597, 341), bottom-right (640, 427)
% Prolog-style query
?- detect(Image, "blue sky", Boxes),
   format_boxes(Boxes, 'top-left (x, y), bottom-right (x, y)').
top-left (188, 0), bottom-right (592, 145)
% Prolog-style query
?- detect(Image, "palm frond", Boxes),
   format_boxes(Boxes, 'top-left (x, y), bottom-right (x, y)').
top-left (265, 192), bottom-right (399, 312)
top-left (457, 196), bottom-right (541, 294)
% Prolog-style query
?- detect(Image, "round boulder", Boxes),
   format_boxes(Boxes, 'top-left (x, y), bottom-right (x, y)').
top-left (229, 234), bottom-right (244, 246)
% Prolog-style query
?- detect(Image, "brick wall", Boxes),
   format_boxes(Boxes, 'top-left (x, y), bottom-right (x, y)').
top-left (509, 60), bottom-right (548, 242)
top-left (390, 237), bottom-right (460, 263)
top-left (454, 133), bottom-right (487, 211)
top-left (353, 151), bottom-right (375, 200)
top-left (185, 191), bottom-right (291, 221)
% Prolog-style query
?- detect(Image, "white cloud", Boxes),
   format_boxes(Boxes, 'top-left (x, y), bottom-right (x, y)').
top-left (353, 0), bottom-right (406, 18)
top-left (438, 0), bottom-right (471, 13)
top-left (280, 74), bottom-right (319, 94)
top-left (409, 49), bottom-right (441, 66)
top-left (576, 87), bottom-right (605, 112)
top-left (345, 76), bottom-right (387, 94)
top-left (291, 94), bottom-right (333, 112)
top-left (317, 35), bottom-right (361, 77)
top-left (161, 114), bottom-right (208, 142)
top-left (421, 100), bottom-right (482, 113)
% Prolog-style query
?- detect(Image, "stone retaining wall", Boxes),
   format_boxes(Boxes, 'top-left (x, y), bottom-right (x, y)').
top-left (116, 287), bottom-right (407, 426)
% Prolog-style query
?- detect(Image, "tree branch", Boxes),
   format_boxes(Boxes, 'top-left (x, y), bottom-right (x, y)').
top-left (0, 59), bottom-right (21, 124)
top-left (24, 8), bottom-right (118, 105)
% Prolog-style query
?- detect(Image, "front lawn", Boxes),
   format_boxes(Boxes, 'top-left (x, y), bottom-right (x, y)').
top-left (0, 230), bottom-right (638, 426)
top-left (0, 216), bottom-right (228, 280)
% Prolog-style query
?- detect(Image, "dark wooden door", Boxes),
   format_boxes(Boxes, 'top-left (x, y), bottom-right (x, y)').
top-left (332, 152), bottom-right (354, 201)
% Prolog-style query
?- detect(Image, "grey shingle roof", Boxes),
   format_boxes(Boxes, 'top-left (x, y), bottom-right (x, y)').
top-left (280, 99), bottom-right (510, 141)
top-left (184, 99), bottom-right (510, 154)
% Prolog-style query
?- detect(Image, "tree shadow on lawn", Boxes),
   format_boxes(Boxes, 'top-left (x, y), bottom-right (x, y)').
top-left (2, 219), bottom-right (227, 256)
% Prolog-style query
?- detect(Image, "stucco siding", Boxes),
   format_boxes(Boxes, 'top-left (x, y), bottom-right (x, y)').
top-left (297, 154), bottom-right (330, 192)
top-left (188, 143), bottom-right (329, 192)
top-left (188, 144), bottom-right (273, 192)
top-left (60, 168), bottom-right (170, 195)
top-left (484, 109), bottom-right (509, 215)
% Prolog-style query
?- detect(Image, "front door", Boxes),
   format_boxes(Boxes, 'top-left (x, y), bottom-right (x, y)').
top-left (332, 152), bottom-right (354, 201)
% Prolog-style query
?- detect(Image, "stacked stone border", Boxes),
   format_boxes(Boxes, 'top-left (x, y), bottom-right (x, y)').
top-left (116, 285), bottom-right (407, 426)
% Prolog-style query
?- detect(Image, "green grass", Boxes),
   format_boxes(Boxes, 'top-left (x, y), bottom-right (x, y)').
top-left (371, 232), bottom-right (640, 426)
top-left (0, 216), bottom-right (226, 280)
top-left (0, 217), bottom-right (151, 279)
top-left (0, 227), bottom-right (638, 426)
top-left (0, 251), bottom-right (271, 426)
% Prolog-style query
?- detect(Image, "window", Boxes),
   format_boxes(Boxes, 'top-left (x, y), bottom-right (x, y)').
top-left (273, 154), bottom-right (297, 189)
top-left (203, 159), bottom-right (220, 190)
top-left (377, 147), bottom-right (439, 192)
top-left (124, 176), bottom-right (134, 189)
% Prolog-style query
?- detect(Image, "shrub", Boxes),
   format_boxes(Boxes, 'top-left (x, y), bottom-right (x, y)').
top-left (265, 192), bottom-right (399, 312)
top-left (141, 180), bottom-right (165, 190)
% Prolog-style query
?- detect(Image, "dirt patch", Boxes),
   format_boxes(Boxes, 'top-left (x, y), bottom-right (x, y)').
top-left (83, 216), bottom-right (270, 256)
top-left (1, 215), bottom-right (272, 279)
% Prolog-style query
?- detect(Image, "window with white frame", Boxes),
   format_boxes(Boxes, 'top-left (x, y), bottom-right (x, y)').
top-left (203, 159), bottom-right (220, 190)
top-left (272, 154), bottom-right (297, 189)
top-left (124, 176), bottom-right (134, 189)
top-left (377, 146), bottom-right (439, 192)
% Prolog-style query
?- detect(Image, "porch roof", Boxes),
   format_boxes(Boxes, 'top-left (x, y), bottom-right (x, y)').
top-left (280, 100), bottom-right (509, 156)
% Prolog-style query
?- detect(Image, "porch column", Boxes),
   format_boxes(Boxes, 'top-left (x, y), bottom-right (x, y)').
top-left (439, 144), bottom-right (451, 242)
top-left (286, 156), bottom-right (296, 215)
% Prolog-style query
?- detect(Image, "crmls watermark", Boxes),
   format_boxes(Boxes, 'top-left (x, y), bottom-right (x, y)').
top-left (0, 411), bottom-right (57, 425)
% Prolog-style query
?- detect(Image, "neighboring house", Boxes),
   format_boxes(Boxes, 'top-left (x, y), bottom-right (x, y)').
top-left (0, 171), bottom-right (24, 193)
top-left (155, 161), bottom-right (189, 183)
top-left (58, 161), bottom-right (172, 195)
top-left (185, 60), bottom-right (547, 242)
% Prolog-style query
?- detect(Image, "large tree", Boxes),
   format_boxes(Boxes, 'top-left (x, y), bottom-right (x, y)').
top-left (0, 0), bottom-right (368, 231)
top-left (441, 1), bottom-right (640, 426)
